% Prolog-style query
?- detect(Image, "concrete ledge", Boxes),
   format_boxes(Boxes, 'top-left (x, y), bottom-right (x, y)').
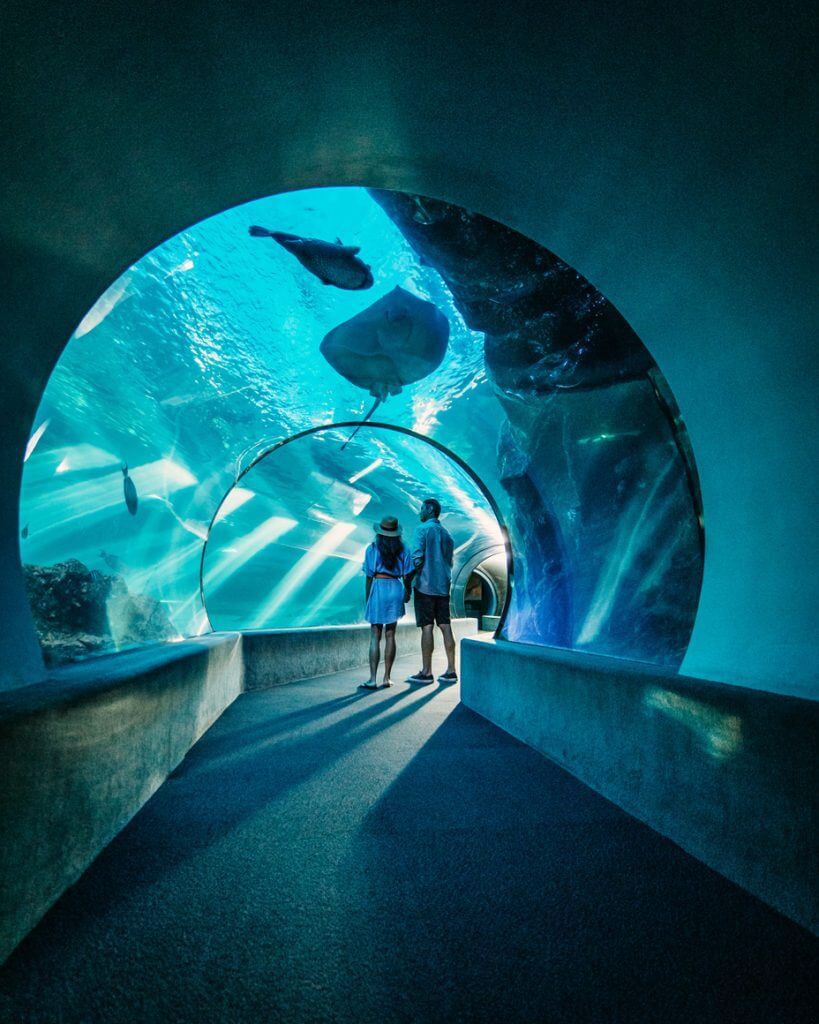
top-left (242, 618), bottom-right (479, 690)
top-left (461, 638), bottom-right (819, 934)
top-left (0, 633), bottom-right (244, 963)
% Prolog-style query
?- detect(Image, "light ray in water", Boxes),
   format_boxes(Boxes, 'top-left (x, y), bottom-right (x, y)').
top-left (249, 522), bottom-right (356, 628)
top-left (294, 553), bottom-right (366, 625)
top-left (164, 257), bottom-right (195, 278)
top-left (435, 470), bottom-right (502, 541)
top-left (74, 275), bottom-right (131, 338)
top-left (24, 420), bottom-right (50, 462)
top-left (27, 458), bottom-right (198, 537)
top-left (146, 495), bottom-right (208, 539)
top-left (308, 509), bottom-right (337, 526)
top-left (348, 458), bottom-right (383, 484)
top-left (212, 487), bottom-right (255, 525)
top-left (55, 444), bottom-right (120, 475)
top-left (412, 395), bottom-right (447, 434)
top-left (203, 514), bottom-right (297, 595)
top-left (127, 538), bottom-right (202, 592)
top-left (312, 475), bottom-right (372, 518)
top-left (576, 460), bottom-right (674, 646)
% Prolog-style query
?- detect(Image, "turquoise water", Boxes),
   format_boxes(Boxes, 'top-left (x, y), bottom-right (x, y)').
top-left (19, 187), bottom-right (702, 666)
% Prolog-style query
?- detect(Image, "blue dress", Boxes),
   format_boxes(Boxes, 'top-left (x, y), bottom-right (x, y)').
top-left (363, 543), bottom-right (414, 625)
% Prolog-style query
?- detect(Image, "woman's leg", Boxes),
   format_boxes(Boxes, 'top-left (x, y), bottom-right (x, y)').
top-left (383, 623), bottom-right (397, 684)
top-left (368, 624), bottom-right (382, 683)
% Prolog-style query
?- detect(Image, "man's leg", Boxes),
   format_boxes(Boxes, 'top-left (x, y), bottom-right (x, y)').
top-left (369, 624), bottom-right (382, 682)
top-left (439, 622), bottom-right (456, 675)
top-left (383, 623), bottom-right (396, 683)
top-left (421, 623), bottom-right (435, 675)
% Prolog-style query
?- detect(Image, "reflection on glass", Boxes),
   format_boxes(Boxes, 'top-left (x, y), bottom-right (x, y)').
top-left (19, 186), bottom-right (703, 667)
top-left (644, 687), bottom-right (743, 761)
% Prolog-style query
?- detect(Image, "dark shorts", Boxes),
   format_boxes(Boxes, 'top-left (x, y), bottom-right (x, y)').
top-left (414, 590), bottom-right (451, 627)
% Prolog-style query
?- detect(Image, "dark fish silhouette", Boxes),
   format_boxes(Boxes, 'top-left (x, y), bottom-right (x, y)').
top-left (122, 463), bottom-right (138, 515)
top-left (320, 286), bottom-right (450, 447)
top-left (99, 549), bottom-right (126, 573)
top-left (21, 523), bottom-right (28, 540)
top-left (249, 226), bottom-right (373, 290)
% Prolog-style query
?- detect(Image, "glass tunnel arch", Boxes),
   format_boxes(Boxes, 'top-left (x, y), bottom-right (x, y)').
top-left (18, 185), bottom-right (704, 668)
top-left (197, 422), bottom-right (514, 636)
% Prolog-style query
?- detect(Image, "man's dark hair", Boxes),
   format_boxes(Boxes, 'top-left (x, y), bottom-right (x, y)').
top-left (423, 497), bottom-right (441, 518)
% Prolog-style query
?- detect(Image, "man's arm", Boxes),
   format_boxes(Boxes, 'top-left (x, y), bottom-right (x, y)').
top-left (411, 526), bottom-right (426, 570)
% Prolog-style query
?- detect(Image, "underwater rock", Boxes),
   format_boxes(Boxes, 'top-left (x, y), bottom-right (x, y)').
top-left (497, 422), bottom-right (573, 647)
top-left (369, 190), bottom-right (653, 397)
top-left (496, 380), bottom-right (704, 666)
top-left (24, 559), bottom-right (175, 666)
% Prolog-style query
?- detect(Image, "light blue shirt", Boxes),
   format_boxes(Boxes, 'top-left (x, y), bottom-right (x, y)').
top-left (411, 519), bottom-right (454, 596)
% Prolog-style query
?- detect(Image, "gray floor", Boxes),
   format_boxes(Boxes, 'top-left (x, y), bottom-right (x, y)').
top-left (1, 651), bottom-right (816, 1023)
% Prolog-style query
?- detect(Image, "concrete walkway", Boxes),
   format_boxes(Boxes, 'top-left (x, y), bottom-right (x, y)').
top-left (1, 652), bottom-right (816, 1023)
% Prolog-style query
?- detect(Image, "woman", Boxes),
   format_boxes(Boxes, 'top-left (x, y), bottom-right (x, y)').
top-left (359, 515), bottom-right (414, 690)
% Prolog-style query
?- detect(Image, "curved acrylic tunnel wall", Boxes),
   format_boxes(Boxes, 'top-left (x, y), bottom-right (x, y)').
top-left (19, 187), bottom-right (703, 668)
top-left (202, 425), bottom-right (507, 632)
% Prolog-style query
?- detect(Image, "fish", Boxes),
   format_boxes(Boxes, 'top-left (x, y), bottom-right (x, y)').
top-left (21, 524), bottom-right (29, 540)
top-left (249, 226), bottom-right (373, 290)
top-left (99, 549), bottom-right (126, 573)
top-left (319, 286), bottom-right (450, 447)
top-left (122, 463), bottom-right (138, 515)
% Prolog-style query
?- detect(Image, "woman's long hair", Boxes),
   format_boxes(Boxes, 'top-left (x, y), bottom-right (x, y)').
top-left (375, 533), bottom-right (404, 572)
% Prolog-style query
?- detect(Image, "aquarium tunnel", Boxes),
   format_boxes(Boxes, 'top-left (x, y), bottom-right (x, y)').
top-left (19, 186), bottom-right (704, 669)
top-left (3, 5), bottom-right (819, 1012)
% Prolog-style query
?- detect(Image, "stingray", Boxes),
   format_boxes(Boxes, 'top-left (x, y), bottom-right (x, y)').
top-left (319, 286), bottom-right (450, 447)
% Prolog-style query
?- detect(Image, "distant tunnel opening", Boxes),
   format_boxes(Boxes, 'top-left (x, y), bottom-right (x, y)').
top-left (200, 423), bottom-right (512, 635)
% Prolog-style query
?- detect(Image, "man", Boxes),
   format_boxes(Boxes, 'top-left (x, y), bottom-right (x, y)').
top-left (407, 497), bottom-right (457, 685)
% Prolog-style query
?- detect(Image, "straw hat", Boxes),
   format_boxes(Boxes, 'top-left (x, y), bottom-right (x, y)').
top-left (374, 515), bottom-right (402, 537)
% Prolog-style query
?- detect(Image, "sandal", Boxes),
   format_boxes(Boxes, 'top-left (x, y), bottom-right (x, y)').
top-left (358, 681), bottom-right (379, 690)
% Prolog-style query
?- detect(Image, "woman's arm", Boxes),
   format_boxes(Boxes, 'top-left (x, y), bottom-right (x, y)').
top-left (401, 548), bottom-right (415, 602)
top-left (363, 544), bottom-right (374, 602)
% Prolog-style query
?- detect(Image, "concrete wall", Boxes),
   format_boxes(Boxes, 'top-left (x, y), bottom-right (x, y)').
top-left (0, 635), bottom-right (245, 963)
top-left (243, 619), bottom-right (478, 690)
top-left (461, 639), bottom-right (819, 934)
top-left (1, 2), bottom-right (817, 696)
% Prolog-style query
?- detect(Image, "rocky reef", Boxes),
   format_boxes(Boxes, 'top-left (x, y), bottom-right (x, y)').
top-left (24, 559), bottom-right (176, 666)
top-left (372, 189), bottom-right (704, 667)
top-left (369, 189), bottom-right (654, 397)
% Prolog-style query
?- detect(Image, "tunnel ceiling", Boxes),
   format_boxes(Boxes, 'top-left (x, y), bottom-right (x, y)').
top-left (19, 186), bottom-right (703, 668)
